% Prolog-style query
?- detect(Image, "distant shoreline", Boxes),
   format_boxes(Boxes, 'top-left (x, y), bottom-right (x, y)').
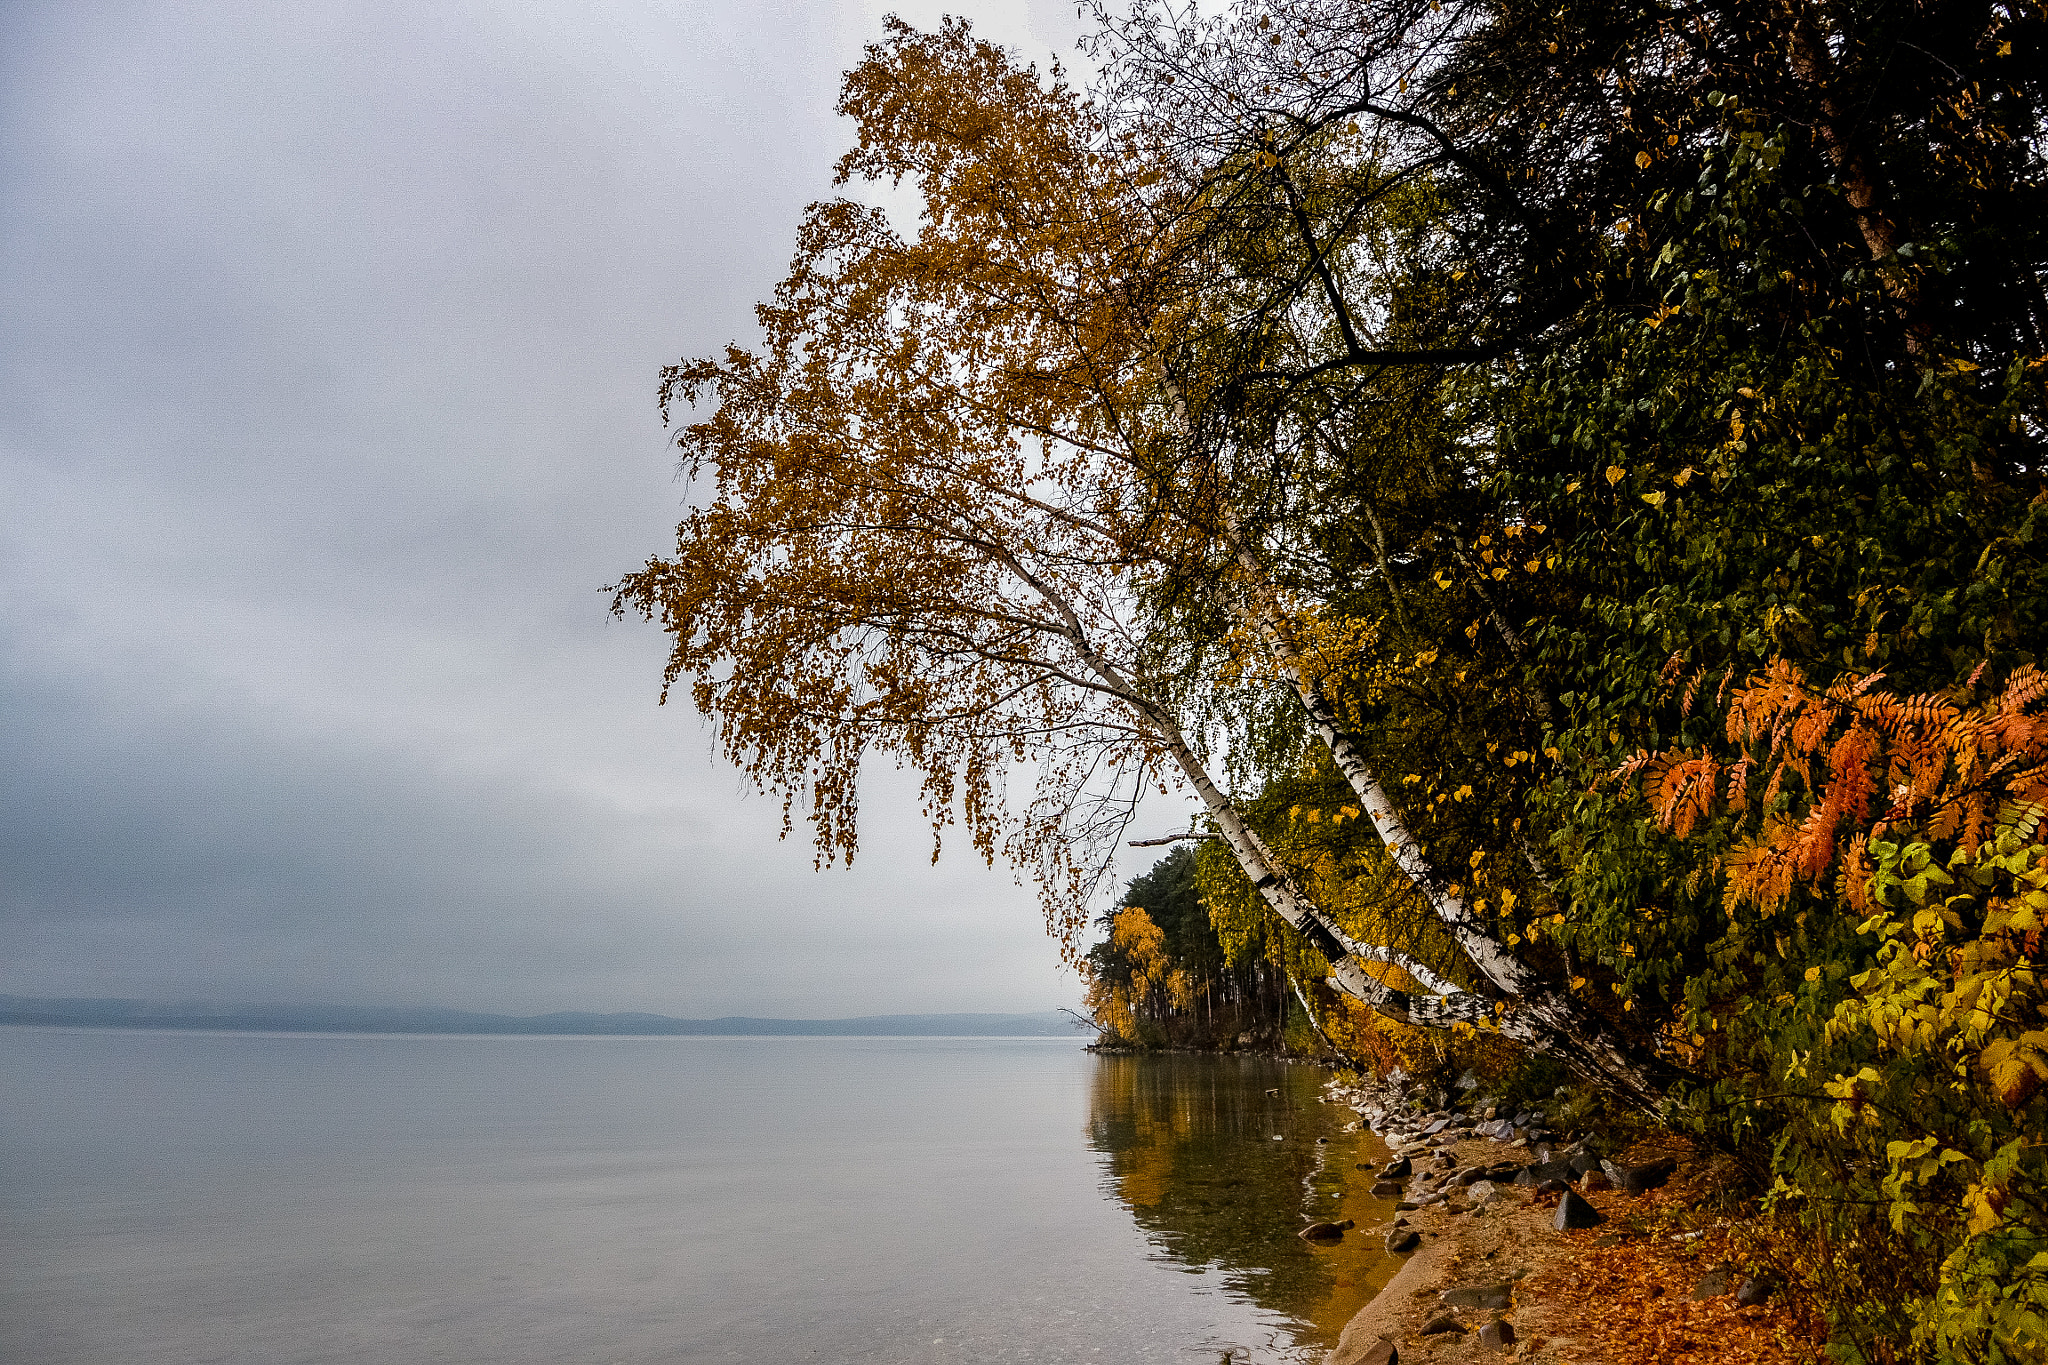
top-left (0, 995), bottom-right (1092, 1039)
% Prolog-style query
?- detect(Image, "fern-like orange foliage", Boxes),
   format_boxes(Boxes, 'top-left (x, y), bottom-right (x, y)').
top-left (1620, 659), bottom-right (2048, 913)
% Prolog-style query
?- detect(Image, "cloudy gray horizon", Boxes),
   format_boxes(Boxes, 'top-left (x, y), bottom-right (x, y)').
top-left (0, 0), bottom-right (1180, 1019)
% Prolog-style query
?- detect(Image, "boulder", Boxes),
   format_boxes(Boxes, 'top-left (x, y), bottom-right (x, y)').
top-left (1535, 1178), bottom-right (1569, 1196)
top-left (1579, 1169), bottom-right (1612, 1192)
top-left (1348, 1339), bottom-right (1397, 1365)
top-left (1515, 1159), bottom-right (1573, 1187)
top-left (1451, 1166), bottom-right (1487, 1186)
top-left (1553, 1190), bottom-right (1604, 1230)
top-left (1379, 1156), bottom-right (1412, 1179)
top-left (1601, 1156), bottom-right (1678, 1195)
top-left (1385, 1229), bottom-right (1422, 1253)
top-left (1419, 1313), bottom-right (1466, 1336)
top-left (1371, 1180), bottom-right (1405, 1199)
top-left (1690, 1266), bottom-right (1735, 1300)
top-left (1467, 1180), bottom-right (1501, 1203)
top-left (1299, 1219), bottom-right (1354, 1240)
top-left (1477, 1318), bottom-right (1516, 1351)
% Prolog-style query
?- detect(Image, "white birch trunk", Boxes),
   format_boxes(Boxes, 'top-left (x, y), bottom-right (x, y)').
top-left (1004, 549), bottom-right (1497, 1032)
top-left (1221, 526), bottom-right (1666, 1106)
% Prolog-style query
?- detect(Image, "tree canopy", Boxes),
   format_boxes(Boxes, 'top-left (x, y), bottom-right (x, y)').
top-left (621, 2), bottom-right (2047, 1355)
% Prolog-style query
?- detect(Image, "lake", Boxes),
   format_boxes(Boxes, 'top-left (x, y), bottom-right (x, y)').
top-left (0, 1029), bottom-right (1400, 1363)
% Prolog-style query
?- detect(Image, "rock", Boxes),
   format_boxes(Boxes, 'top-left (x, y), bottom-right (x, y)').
top-left (1477, 1318), bottom-right (1516, 1351)
top-left (1265, 1088), bottom-right (1281, 1096)
top-left (1396, 1201), bottom-right (1420, 1211)
top-left (1349, 1339), bottom-right (1397, 1365)
top-left (1298, 1219), bottom-right (1354, 1240)
top-left (1440, 1281), bottom-right (1514, 1311)
top-left (1515, 1159), bottom-right (1574, 1187)
top-left (1385, 1229), bottom-right (1421, 1253)
top-left (1467, 1180), bottom-right (1501, 1203)
top-left (1690, 1266), bottom-right (1735, 1300)
top-left (1317, 1136), bottom-right (1330, 1144)
top-left (1379, 1156), bottom-right (1412, 1178)
top-left (1371, 1180), bottom-right (1405, 1199)
top-left (1568, 1149), bottom-right (1602, 1177)
top-left (1425, 1118), bottom-right (1451, 1134)
top-left (1601, 1156), bottom-right (1678, 1195)
top-left (1419, 1313), bottom-right (1466, 1335)
top-left (1535, 1178), bottom-right (1569, 1196)
top-left (1554, 1190), bottom-right (1604, 1230)
top-left (1736, 1274), bottom-right (1778, 1307)
top-left (1592, 1233), bottom-right (1629, 1248)
top-left (1579, 1169), bottom-right (1612, 1192)
top-left (1452, 1166), bottom-right (1487, 1186)
top-left (1484, 1105), bottom-right (1498, 1119)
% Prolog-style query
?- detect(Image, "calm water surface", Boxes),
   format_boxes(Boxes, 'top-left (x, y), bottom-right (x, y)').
top-left (0, 1029), bottom-right (1398, 1363)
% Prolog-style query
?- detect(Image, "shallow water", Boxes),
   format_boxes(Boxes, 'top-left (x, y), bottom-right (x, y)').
top-left (0, 1028), bottom-right (1397, 1363)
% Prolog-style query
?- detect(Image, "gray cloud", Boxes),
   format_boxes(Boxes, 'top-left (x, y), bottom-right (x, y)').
top-left (0, 0), bottom-right (1124, 1017)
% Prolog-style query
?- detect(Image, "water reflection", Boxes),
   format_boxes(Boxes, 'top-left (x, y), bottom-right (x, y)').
top-left (1088, 1053), bottom-right (1404, 1359)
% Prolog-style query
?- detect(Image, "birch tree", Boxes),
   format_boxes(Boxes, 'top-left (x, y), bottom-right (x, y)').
top-left (617, 18), bottom-right (1674, 1100)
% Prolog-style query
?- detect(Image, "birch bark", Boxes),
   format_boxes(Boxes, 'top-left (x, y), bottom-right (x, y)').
top-left (1218, 517), bottom-right (1668, 1105)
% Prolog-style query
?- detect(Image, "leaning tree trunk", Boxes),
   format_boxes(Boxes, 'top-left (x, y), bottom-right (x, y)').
top-left (1225, 535), bottom-right (1674, 1110)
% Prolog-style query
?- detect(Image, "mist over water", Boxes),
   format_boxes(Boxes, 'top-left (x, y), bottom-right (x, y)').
top-left (1, 1030), bottom-right (1395, 1363)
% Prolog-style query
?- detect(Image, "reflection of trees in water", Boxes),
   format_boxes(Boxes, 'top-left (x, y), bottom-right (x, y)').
top-left (1088, 1052), bottom-right (1379, 1345)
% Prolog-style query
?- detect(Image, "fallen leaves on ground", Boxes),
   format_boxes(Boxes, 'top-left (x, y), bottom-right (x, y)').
top-left (1519, 1168), bottom-right (1827, 1365)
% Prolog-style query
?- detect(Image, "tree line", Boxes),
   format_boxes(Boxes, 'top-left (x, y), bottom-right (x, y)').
top-left (616, 1), bottom-right (2045, 1358)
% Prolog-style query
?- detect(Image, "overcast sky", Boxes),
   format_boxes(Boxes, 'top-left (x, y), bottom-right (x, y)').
top-left (0, 0), bottom-right (1191, 1017)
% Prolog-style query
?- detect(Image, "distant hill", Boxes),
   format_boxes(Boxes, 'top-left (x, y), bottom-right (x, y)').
top-left (0, 995), bottom-right (1091, 1037)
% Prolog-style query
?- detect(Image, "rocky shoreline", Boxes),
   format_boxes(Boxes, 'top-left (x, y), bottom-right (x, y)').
top-left (1310, 1075), bottom-right (1817, 1365)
